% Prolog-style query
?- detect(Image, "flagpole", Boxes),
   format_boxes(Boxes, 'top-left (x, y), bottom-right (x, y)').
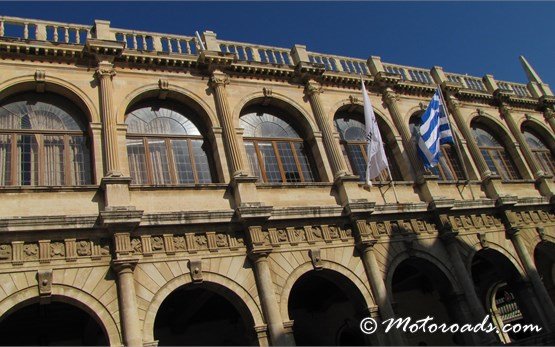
top-left (436, 85), bottom-right (476, 200)
top-left (385, 165), bottom-right (400, 204)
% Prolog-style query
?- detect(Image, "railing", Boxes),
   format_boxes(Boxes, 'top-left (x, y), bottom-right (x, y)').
top-left (464, 76), bottom-right (486, 91)
top-left (497, 80), bottom-right (531, 97)
top-left (383, 63), bottom-right (434, 84)
top-left (308, 52), bottom-right (368, 75)
top-left (0, 15), bottom-right (91, 45)
top-left (219, 40), bottom-right (293, 65)
top-left (113, 28), bottom-right (197, 55)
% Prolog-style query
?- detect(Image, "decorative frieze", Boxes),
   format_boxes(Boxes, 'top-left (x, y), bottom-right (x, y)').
top-left (368, 218), bottom-right (435, 237)
top-left (449, 214), bottom-right (502, 232)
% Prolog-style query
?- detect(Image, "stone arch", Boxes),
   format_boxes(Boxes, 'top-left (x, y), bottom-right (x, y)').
top-left (279, 260), bottom-right (375, 321)
top-left (0, 284), bottom-right (120, 346)
top-left (142, 271), bottom-right (264, 343)
top-left (469, 112), bottom-right (515, 147)
top-left (385, 249), bottom-right (462, 299)
top-left (233, 91), bottom-right (317, 136)
top-left (0, 75), bottom-right (99, 123)
top-left (520, 119), bottom-right (555, 158)
top-left (116, 84), bottom-right (218, 130)
top-left (464, 240), bottom-right (527, 278)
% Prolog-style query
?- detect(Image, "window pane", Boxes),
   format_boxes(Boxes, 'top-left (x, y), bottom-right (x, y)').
top-left (44, 135), bottom-right (66, 185)
top-left (245, 142), bottom-right (262, 180)
top-left (69, 136), bottom-right (91, 185)
top-left (277, 142), bottom-right (301, 182)
top-left (498, 151), bottom-right (520, 180)
top-left (293, 142), bottom-right (315, 182)
top-left (191, 140), bottom-right (213, 183)
top-left (258, 142), bottom-right (281, 182)
top-left (171, 139), bottom-right (195, 184)
top-left (16, 134), bottom-right (39, 185)
top-left (346, 144), bottom-right (367, 181)
top-left (0, 134), bottom-right (11, 185)
top-left (148, 139), bottom-right (172, 184)
top-left (481, 149), bottom-right (498, 176)
top-left (127, 139), bottom-right (148, 184)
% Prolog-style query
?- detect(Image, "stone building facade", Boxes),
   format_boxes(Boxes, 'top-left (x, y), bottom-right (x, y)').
top-left (0, 15), bottom-right (554, 346)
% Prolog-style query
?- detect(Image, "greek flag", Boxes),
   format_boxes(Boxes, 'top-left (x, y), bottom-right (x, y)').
top-left (417, 88), bottom-right (453, 168)
top-left (362, 80), bottom-right (389, 185)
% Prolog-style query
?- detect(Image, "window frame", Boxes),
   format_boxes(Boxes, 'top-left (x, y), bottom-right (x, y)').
top-left (472, 124), bottom-right (521, 181)
top-left (522, 128), bottom-right (555, 177)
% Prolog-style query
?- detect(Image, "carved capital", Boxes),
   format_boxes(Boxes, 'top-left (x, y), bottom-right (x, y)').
top-left (506, 226), bottom-right (520, 238)
top-left (95, 65), bottom-right (116, 80)
top-left (383, 88), bottom-right (398, 104)
top-left (209, 73), bottom-right (229, 88)
top-left (304, 80), bottom-right (323, 96)
top-left (111, 258), bottom-right (139, 274)
top-left (499, 102), bottom-right (513, 115)
top-left (544, 108), bottom-right (555, 121)
top-left (448, 95), bottom-right (461, 108)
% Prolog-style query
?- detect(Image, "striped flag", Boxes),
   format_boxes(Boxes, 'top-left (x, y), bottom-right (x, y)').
top-left (362, 80), bottom-right (389, 185)
top-left (417, 88), bottom-right (453, 168)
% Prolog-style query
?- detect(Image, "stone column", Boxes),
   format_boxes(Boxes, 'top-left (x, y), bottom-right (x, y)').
top-left (304, 80), bottom-right (348, 178)
top-left (507, 227), bottom-right (555, 329)
top-left (95, 62), bottom-right (122, 177)
top-left (250, 252), bottom-right (294, 346)
top-left (444, 94), bottom-right (491, 179)
top-left (112, 259), bottom-right (142, 347)
top-left (440, 230), bottom-right (497, 344)
top-left (209, 71), bottom-right (247, 178)
top-left (358, 243), bottom-right (404, 345)
top-left (382, 88), bottom-right (423, 179)
top-left (499, 103), bottom-right (539, 178)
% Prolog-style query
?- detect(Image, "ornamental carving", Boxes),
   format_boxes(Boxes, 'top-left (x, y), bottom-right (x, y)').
top-left (215, 234), bottom-right (228, 247)
top-left (305, 81), bottom-right (323, 96)
top-left (209, 73), bottom-right (229, 88)
top-left (0, 244), bottom-right (11, 260)
top-left (50, 242), bottom-right (65, 258)
top-left (174, 236), bottom-right (186, 250)
top-left (195, 235), bottom-right (208, 248)
top-left (328, 226), bottom-right (340, 239)
top-left (23, 244), bottom-right (39, 260)
top-left (131, 238), bottom-right (142, 254)
top-left (94, 67), bottom-right (116, 79)
top-left (311, 226), bottom-right (323, 239)
top-left (152, 236), bottom-right (164, 251)
top-left (76, 241), bottom-right (91, 256)
top-left (277, 229), bottom-right (288, 242)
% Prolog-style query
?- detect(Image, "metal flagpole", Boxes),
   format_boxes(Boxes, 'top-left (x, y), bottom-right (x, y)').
top-left (436, 85), bottom-right (476, 200)
top-left (385, 164), bottom-right (400, 204)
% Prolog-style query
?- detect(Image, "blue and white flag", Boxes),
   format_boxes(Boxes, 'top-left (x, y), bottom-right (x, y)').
top-left (362, 80), bottom-right (389, 185)
top-left (417, 88), bottom-right (454, 168)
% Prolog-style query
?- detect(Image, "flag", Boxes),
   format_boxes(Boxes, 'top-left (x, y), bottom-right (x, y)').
top-left (362, 80), bottom-right (389, 185)
top-left (417, 88), bottom-right (454, 168)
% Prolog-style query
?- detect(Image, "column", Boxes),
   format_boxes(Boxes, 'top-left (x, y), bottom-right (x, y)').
top-left (250, 252), bottom-right (294, 346)
top-left (209, 71), bottom-right (247, 178)
top-left (359, 244), bottom-right (404, 345)
top-left (508, 227), bottom-right (555, 328)
top-left (304, 80), bottom-right (348, 178)
top-left (444, 94), bottom-right (492, 179)
top-left (499, 103), bottom-right (540, 178)
top-left (112, 259), bottom-right (142, 347)
top-left (95, 61), bottom-right (122, 177)
top-left (382, 88), bottom-right (423, 179)
top-left (440, 230), bottom-right (497, 344)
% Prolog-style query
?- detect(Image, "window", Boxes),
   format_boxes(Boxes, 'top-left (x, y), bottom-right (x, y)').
top-left (334, 114), bottom-right (401, 182)
top-left (240, 108), bottom-right (317, 183)
top-left (125, 101), bottom-right (214, 185)
top-left (409, 114), bottom-right (465, 181)
top-left (471, 124), bottom-right (520, 181)
top-left (0, 93), bottom-right (92, 186)
top-left (522, 128), bottom-right (555, 177)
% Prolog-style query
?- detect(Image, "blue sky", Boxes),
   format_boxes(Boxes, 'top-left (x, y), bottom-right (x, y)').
top-left (2, 2), bottom-right (554, 86)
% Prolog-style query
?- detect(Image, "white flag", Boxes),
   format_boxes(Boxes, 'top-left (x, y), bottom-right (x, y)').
top-left (362, 80), bottom-right (389, 186)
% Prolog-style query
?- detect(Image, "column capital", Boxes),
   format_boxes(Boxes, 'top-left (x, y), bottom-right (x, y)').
top-left (506, 226), bottom-right (521, 238)
top-left (499, 102), bottom-right (513, 114)
top-left (111, 258), bottom-right (139, 274)
top-left (304, 79), bottom-right (323, 96)
top-left (544, 107), bottom-right (555, 120)
top-left (95, 61), bottom-right (116, 79)
top-left (382, 88), bottom-right (398, 103)
top-left (209, 72), bottom-right (230, 88)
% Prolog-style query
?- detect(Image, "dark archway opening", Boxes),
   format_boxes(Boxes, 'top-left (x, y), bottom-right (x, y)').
top-left (154, 283), bottom-right (258, 346)
top-left (0, 301), bottom-right (108, 346)
top-left (472, 248), bottom-right (537, 343)
top-left (392, 257), bottom-right (464, 346)
top-left (288, 269), bottom-right (369, 346)
top-left (535, 241), bottom-right (555, 305)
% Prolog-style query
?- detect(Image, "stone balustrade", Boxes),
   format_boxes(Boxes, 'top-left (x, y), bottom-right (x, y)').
top-left (0, 14), bottom-right (551, 101)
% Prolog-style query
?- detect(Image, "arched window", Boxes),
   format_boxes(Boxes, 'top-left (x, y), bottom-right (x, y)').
top-left (409, 114), bottom-right (465, 181)
top-left (125, 101), bottom-right (214, 185)
top-left (0, 92), bottom-right (91, 186)
top-left (522, 128), bottom-right (555, 177)
top-left (471, 124), bottom-right (520, 180)
top-left (240, 107), bottom-right (317, 183)
top-left (334, 113), bottom-right (401, 182)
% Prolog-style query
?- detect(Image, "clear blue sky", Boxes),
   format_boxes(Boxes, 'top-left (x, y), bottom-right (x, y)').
top-left (2, 2), bottom-right (554, 86)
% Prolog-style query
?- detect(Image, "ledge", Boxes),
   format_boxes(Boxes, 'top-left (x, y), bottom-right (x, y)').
top-left (141, 209), bottom-right (235, 225)
top-left (129, 183), bottom-right (229, 191)
top-left (0, 185), bottom-right (100, 193)
top-left (255, 182), bottom-right (333, 189)
top-left (270, 206), bottom-right (344, 220)
top-left (0, 214), bottom-right (99, 232)
top-left (373, 202), bottom-right (428, 214)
